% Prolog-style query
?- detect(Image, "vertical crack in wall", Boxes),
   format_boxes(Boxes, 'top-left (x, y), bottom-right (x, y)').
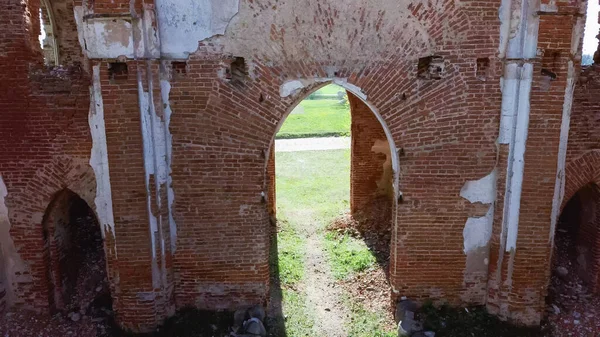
top-left (89, 65), bottom-right (117, 253)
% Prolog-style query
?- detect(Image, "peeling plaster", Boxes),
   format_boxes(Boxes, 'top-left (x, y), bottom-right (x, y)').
top-left (214, 0), bottom-right (436, 63)
top-left (160, 79), bottom-right (177, 252)
top-left (498, 0), bottom-right (540, 253)
top-left (371, 139), bottom-right (394, 197)
top-left (0, 175), bottom-right (25, 306)
top-left (74, 6), bottom-right (160, 59)
top-left (460, 170), bottom-right (497, 253)
top-left (550, 11), bottom-right (584, 243)
top-left (279, 78), bottom-right (367, 101)
top-left (90, 65), bottom-right (117, 247)
top-left (155, 0), bottom-right (240, 58)
top-left (137, 74), bottom-right (161, 289)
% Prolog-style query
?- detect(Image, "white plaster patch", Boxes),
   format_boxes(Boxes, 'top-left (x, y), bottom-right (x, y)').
top-left (279, 78), bottom-right (368, 101)
top-left (463, 207), bottom-right (494, 253)
top-left (460, 170), bottom-right (497, 253)
top-left (460, 170), bottom-right (497, 204)
top-left (549, 60), bottom-right (576, 242)
top-left (74, 6), bottom-right (160, 59)
top-left (90, 65), bottom-right (117, 244)
top-left (279, 80), bottom-right (306, 98)
top-left (155, 0), bottom-right (240, 58)
top-left (160, 79), bottom-right (177, 252)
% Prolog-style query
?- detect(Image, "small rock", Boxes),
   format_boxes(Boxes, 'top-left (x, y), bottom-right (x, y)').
top-left (247, 305), bottom-right (266, 322)
top-left (96, 286), bottom-right (102, 292)
top-left (70, 313), bottom-right (81, 322)
top-left (552, 304), bottom-right (561, 314)
top-left (556, 266), bottom-right (569, 277)
top-left (243, 317), bottom-right (267, 336)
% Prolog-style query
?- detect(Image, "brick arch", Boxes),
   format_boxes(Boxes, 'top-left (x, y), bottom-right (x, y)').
top-left (266, 79), bottom-right (400, 194)
top-left (561, 150), bottom-right (600, 214)
top-left (5, 156), bottom-right (97, 311)
top-left (41, 186), bottom-right (110, 312)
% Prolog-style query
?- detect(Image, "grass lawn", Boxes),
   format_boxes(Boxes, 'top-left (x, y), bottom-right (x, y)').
top-left (277, 90), bottom-right (350, 139)
top-left (323, 232), bottom-right (377, 280)
top-left (275, 149), bottom-right (350, 223)
top-left (315, 84), bottom-right (346, 96)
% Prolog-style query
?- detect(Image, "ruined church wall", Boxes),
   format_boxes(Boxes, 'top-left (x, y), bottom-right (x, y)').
top-left (0, 0), bottom-right (95, 314)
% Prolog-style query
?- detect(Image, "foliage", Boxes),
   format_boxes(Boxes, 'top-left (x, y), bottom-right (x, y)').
top-left (276, 218), bottom-right (306, 285)
top-left (323, 232), bottom-right (376, 280)
top-left (344, 296), bottom-right (397, 337)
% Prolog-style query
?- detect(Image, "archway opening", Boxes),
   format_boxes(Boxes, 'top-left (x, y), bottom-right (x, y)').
top-left (546, 183), bottom-right (600, 334)
top-left (39, 0), bottom-right (58, 66)
top-left (267, 83), bottom-right (396, 336)
top-left (42, 189), bottom-right (111, 319)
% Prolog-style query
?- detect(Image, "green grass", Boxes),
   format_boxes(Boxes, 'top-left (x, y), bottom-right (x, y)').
top-left (276, 218), bottom-right (305, 286)
top-left (323, 232), bottom-right (377, 280)
top-left (277, 96), bottom-right (350, 139)
top-left (315, 84), bottom-right (346, 96)
top-left (275, 150), bottom-right (350, 224)
top-left (280, 289), bottom-right (316, 337)
top-left (344, 296), bottom-right (397, 337)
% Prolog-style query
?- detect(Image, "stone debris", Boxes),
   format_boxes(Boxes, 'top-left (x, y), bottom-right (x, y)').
top-left (543, 226), bottom-right (600, 336)
top-left (231, 305), bottom-right (267, 337)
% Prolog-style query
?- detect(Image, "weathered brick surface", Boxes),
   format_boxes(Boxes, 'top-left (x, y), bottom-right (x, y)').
top-left (1, 0), bottom-right (597, 331)
top-left (349, 92), bottom-right (390, 215)
top-left (0, 0), bottom-right (96, 314)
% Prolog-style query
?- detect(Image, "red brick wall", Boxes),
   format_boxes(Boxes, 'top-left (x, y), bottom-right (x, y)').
top-left (486, 1), bottom-right (584, 323)
top-left (267, 141), bottom-right (276, 217)
top-left (1, 0), bottom-right (594, 331)
top-left (0, 0), bottom-right (95, 315)
top-left (349, 92), bottom-right (390, 215)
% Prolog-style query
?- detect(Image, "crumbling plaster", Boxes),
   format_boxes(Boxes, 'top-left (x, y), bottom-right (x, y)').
top-left (74, 5), bottom-right (160, 59)
top-left (460, 170), bottom-right (496, 255)
top-left (155, 0), bottom-right (240, 58)
top-left (0, 175), bottom-right (27, 307)
top-left (89, 65), bottom-right (117, 246)
top-left (72, 0), bottom-right (474, 62)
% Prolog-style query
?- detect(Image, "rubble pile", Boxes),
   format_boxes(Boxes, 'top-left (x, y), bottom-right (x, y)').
top-left (544, 228), bottom-right (600, 336)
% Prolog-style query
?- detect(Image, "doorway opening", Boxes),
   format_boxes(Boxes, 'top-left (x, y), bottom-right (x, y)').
top-left (42, 189), bottom-right (112, 319)
top-left (267, 83), bottom-right (396, 337)
top-left (546, 183), bottom-right (600, 335)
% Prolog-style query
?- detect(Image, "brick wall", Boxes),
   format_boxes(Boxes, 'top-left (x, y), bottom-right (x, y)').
top-left (1, 0), bottom-right (594, 331)
top-left (0, 0), bottom-right (96, 315)
top-left (349, 92), bottom-right (391, 215)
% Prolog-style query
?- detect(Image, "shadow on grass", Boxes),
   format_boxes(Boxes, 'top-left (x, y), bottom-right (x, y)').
top-left (328, 196), bottom-right (393, 280)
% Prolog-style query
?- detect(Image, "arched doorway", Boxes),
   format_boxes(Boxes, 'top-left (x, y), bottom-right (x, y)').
top-left (547, 183), bottom-right (600, 334)
top-left (266, 83), bottom-right (397, 336)
top-left (42, 189), bottom-right (111, 317)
